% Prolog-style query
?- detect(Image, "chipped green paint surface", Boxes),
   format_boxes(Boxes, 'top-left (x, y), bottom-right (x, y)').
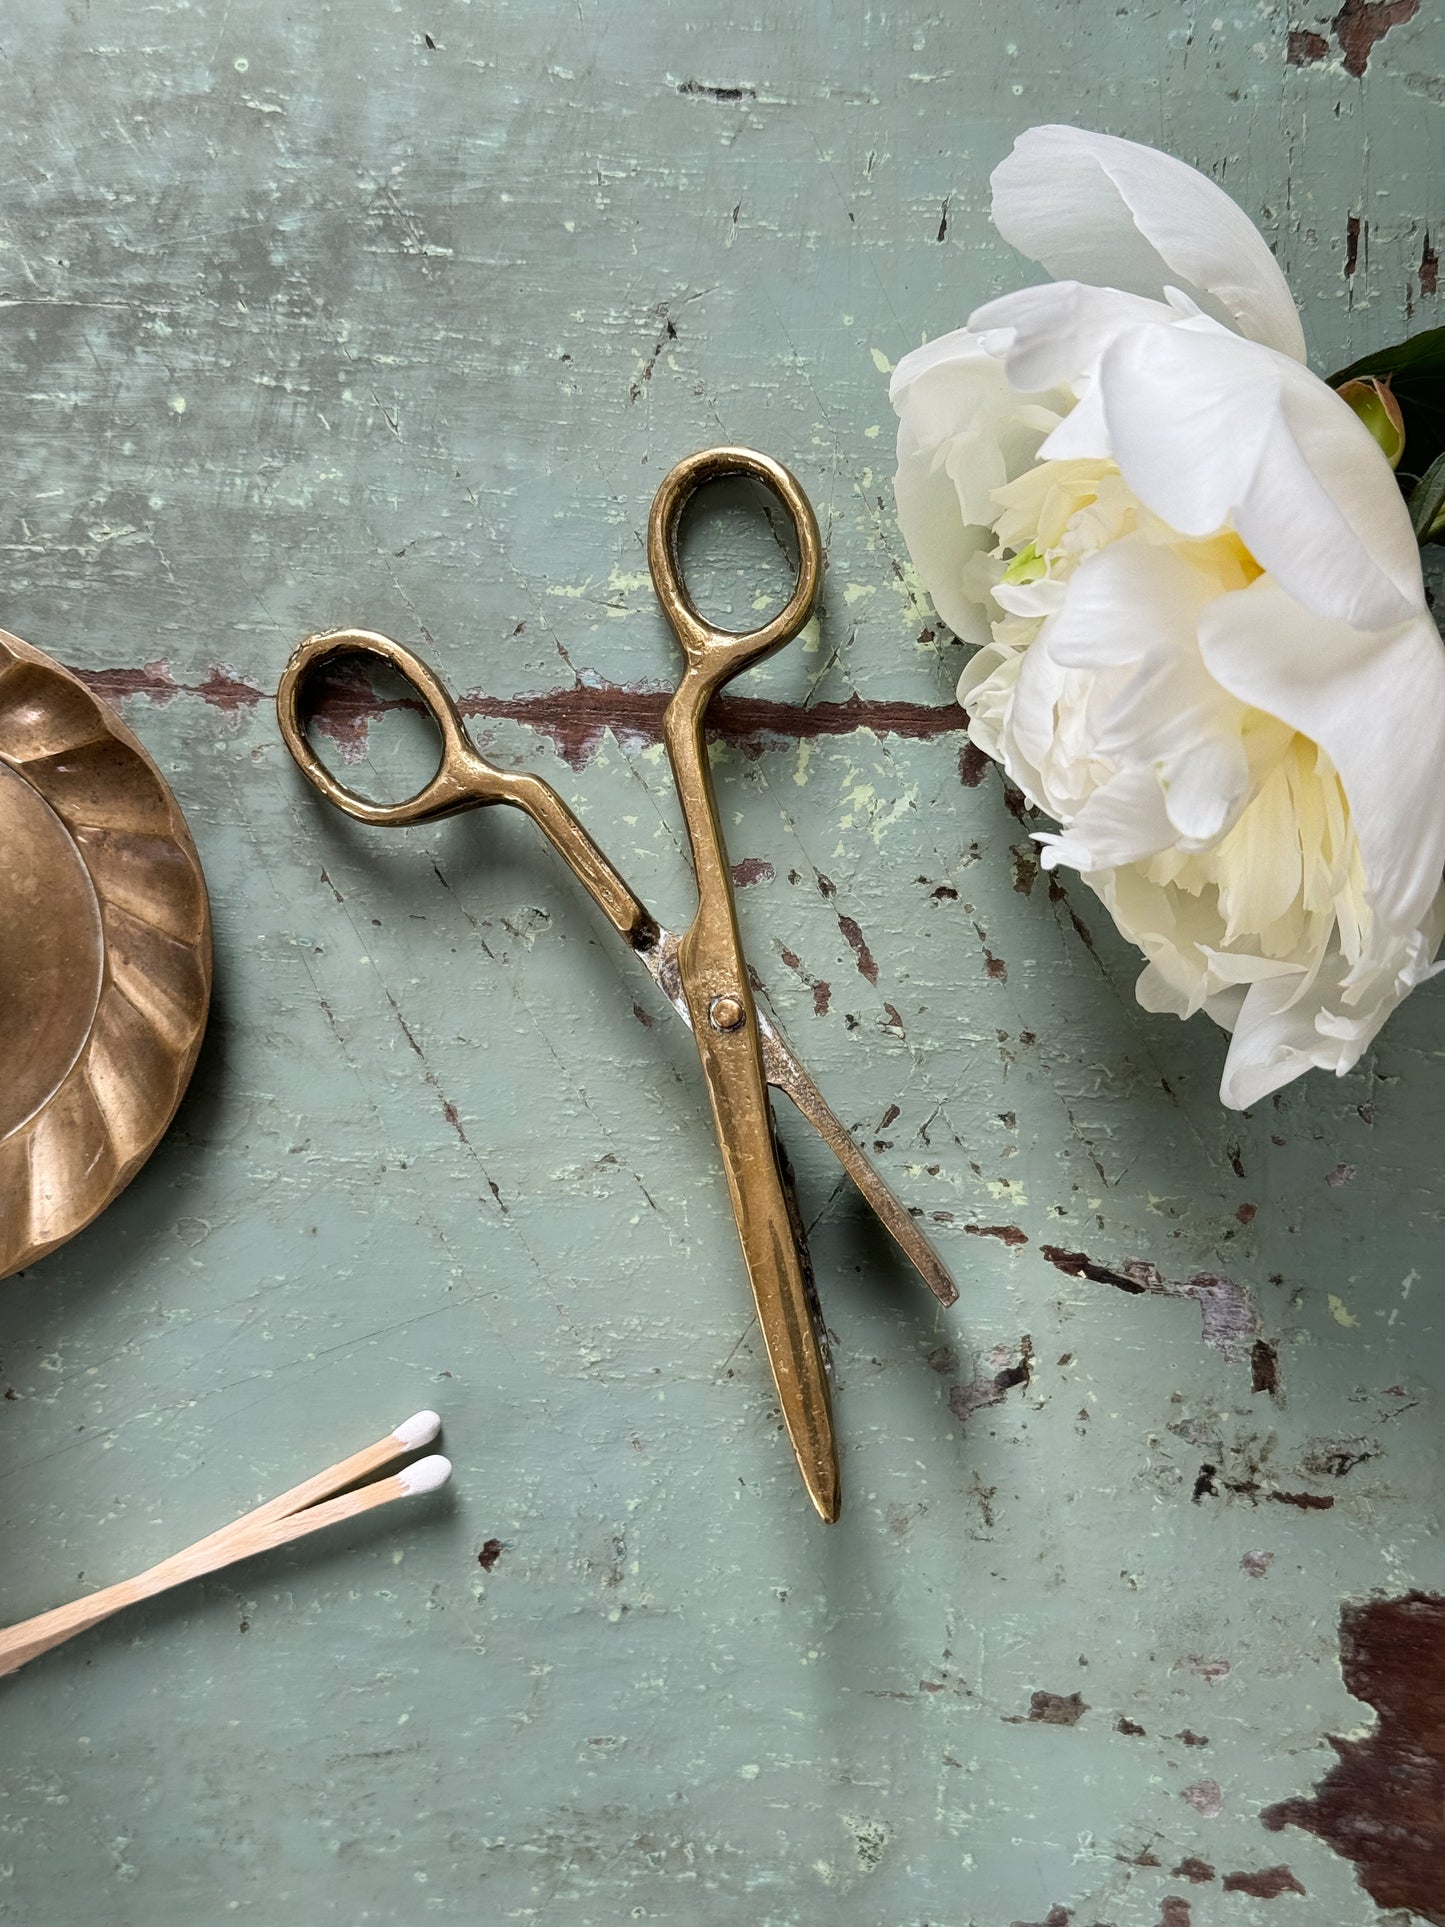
top-left (2, 3), bottom-right (1443, 1922)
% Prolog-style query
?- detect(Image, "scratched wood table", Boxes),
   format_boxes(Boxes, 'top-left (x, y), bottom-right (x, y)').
top-left (2, 4), bottom-right (1443, 1923)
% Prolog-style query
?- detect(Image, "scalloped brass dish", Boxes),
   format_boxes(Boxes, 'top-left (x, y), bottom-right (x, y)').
top-left (0, 630), bottom-right (211, 1280)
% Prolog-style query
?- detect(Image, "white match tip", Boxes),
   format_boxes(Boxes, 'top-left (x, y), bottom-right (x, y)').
top-left (399, 1453), bottom-right (451, 1495)
top-left (392, 1410), bottom-right (441, 1449)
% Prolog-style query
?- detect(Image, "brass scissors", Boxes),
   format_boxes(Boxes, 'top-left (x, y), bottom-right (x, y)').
top-left (277, 446), bottom-right (956, 1522)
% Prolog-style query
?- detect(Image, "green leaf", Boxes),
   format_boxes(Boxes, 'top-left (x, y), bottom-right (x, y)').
top-left (1408, 450), bottom-right (1445, 547)
top-left (1330, 326), bottom-right (1445, 385)
top-left (1328, 329), bottom-right (1445, 480)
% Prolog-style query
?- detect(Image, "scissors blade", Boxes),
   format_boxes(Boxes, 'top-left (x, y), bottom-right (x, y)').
top-left (632, 924), bottom-right (694, 1030)
top-left (632, 925), bottom-right (840, 1519)
top-left (633, 928), bottom-right (957, 1309)
top-left (676, 934), bottom-right (840, 1523)
top-left (755, 1004), bottom-right (959, 1309)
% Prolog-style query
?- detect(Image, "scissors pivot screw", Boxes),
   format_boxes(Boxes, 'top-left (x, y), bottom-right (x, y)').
top-left (708, 993), bottom-right (746, 1033)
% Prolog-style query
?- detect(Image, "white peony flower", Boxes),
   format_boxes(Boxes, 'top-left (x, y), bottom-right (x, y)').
top-left (891, 123), bottom-right (1445, 1109)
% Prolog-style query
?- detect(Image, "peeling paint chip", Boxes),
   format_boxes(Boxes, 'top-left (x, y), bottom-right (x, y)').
top-left (1221, 1866), bottom-right (1305, 1898)
top-left (1023, 1689), bottom-right (1086, 1727)
top-left (1264, 1590), bottom-right (1445, 1916)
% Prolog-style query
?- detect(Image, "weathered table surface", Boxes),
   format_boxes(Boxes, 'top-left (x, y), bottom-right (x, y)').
top-left (3, 3), bottom-right (1443, 1922)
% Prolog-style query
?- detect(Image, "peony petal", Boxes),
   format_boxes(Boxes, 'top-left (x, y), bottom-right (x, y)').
top-left (1035, 764), bottom-right (1178, 871)
top-left (892, 445), bottom-right (996, 645)
top-left (1041, 538), bottom-right (1252, 841)
top-left (1098, 865), bottom-right (1224, 1018)
top-left (1038, 378), bottom-right (1110, 461)
top-left (1095, 319), bottom-right (1419, 630)
top-left (1198, 577), bottom-right (1445, 942)
top-left (991, 575), bottom-right (1068, 620)
top-left (1044, 535), bottom-right (1212, 666)
top-left (1219, 898), bottom-right (1445, 1107)
top-left (969, 281), bottom-right (1177, 393)
top-left (890, 329), bottom-right (1063, 644)
top-left (890, 328), bottom-right (1050, 527)
top-left (990, 125), bottom-right (1307, 361)
top-left (1157, 732), bottom-right (1251, 844)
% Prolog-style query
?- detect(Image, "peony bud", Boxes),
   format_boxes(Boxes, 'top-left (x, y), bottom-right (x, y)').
top-left (1337, 376), bottom-right (1406, 469)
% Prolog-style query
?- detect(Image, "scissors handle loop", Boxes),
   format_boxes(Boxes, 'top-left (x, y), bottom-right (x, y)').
top-left (647, 447), bottom-right (822, 677)
top-left (276, 627), bottom-right (655, 946)
top-left (277, 628), bottom-right (485, 829)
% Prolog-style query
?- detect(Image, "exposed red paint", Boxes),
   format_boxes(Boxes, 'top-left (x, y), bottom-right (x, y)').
top-left (1040, 1246), bottom-right (1147, 1293)
top-left (1235, 1201), bottom-right (1258, 1225)
top-left (837, 912), bottom-right (879, 986)
top-left (1116, 1715), bottom-right (1146, 1736)
top-left (1251, 1338), bottom-right (1280, 1397)
top-left (777, 941), bottom-right (833, 1016)
top-left (195, 666), bottom-right (267, 710)
top-left (1332, 0), bottom-right (1421, 78)
top-left (965, 1223), bottom-right (1029, 1247)
top-left (477, 1538), bottom-right (503, 1570)
top-left (1264, 1591), bottom-right (1445, 1921)
top-left (1422, 232), bottom-right (1439, 298)
top-left (1172, 1857), bottom-right (1215, 1884)
top-left (76, 660), bottom-right (965, 766)
top-left (1022, 1689), bottom-right (1086, 1727)
top-left (959, 739), bottom-right (990, 786)
top-left (1158, 1902), bottom-right (1192, 1927)
top-left (730, 857), bottom-right (775, 887)
top-left (1010, 1908), bottom-right (1071, 1927)
top-left (76, 659), bottom-right (180, 704)
top-left (1222, 1866), bottom-right (1305, 1898)
top-left (75, 660), bottom-right (265, 713)
top-left (374, 676), bottom-right (961, 768)
top-left (1287, 25), bottom-right (1330, 60)
top-left (1241, 1549), bottom-right (1275, 1578)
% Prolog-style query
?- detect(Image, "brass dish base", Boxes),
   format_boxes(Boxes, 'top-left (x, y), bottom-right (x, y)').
top-left (0, 631), bottom-right (211, 1280)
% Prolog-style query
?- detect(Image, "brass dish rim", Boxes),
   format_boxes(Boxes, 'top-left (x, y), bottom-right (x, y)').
top-left (0, 629), bottom-right (212, 1281)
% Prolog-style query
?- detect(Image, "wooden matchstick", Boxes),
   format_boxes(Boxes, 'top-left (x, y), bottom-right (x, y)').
top-left (0, 1449), bottom-right (451, 1682)
top-left (178, 1409), bottom-right (441, 1560)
